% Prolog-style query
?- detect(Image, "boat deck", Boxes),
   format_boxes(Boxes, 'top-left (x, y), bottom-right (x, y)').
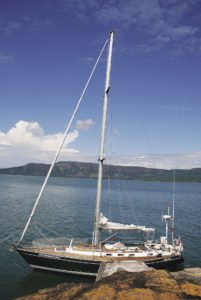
top-left (19, 244), bottom-right (172, 263)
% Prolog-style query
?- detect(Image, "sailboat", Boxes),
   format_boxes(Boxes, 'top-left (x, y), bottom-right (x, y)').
top-left (14, 31), bottom-right (184, 277)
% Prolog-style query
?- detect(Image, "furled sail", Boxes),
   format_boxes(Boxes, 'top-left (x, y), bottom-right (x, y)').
top-left (99, 213), bottom-right (155, 232)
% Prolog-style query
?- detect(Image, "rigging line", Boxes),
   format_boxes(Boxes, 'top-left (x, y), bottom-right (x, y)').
top-left (34, 220), bottom-right (71, 240)
top-left (106, 161), bottom-right (112, 220)
top-left (100, 232), bottom-right (118, 244)
top-left (118, 174), bottom-right (138, 225)
top-left (18, 37), bottom-right (109, 245)
top-left (106, 108), bottom-right (113, 220)
top-left (34, 222), bottom-right (57, 247)
top-left (110, 152), bottom-right (138, 225)
top-left (113, 156), bottom-right (131, 224)
top-left (113, 162), bottom-right (127, 224)
top-left (114, 172), bottom-right (125, 224)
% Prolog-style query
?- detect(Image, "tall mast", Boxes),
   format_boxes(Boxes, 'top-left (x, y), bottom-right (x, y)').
top-left (92, 31), bottom-right (114, 246)
top-left (18, 37), bottom-right (109, 245)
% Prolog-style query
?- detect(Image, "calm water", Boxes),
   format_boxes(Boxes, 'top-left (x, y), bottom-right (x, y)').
top-left (0, 174), bottom-right (201, 299)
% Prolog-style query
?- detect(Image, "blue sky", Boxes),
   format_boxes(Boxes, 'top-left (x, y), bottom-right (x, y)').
top-left (0, 0), bottom-right (201, 169)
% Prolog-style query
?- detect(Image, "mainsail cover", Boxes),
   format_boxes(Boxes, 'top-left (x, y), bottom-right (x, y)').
top-left (99, 213), bottom-right (155, 232)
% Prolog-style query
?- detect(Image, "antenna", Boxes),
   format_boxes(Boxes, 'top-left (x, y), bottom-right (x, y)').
top-left (172, 169), bottom-right (175, 242)
top-left (162, 207), bottom-right (171, 243)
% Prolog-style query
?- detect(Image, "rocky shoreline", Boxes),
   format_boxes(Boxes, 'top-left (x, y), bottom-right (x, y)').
top-left (16, 268), bottom-right (201, 300)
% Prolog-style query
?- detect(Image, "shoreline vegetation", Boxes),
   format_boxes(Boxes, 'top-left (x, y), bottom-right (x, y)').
top-left (0, 161), bottom-right (201, 182)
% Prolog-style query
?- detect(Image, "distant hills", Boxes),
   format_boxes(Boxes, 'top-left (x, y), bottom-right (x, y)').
top-left (0, 161), bottom-right (201, 182)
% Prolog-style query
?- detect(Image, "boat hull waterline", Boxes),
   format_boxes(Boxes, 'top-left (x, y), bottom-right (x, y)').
top-left (15, 246), bottom-right (184, 277)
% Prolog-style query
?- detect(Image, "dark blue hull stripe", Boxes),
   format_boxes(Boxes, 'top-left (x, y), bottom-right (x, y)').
top-left (16, 248), bottom-right (184, 276)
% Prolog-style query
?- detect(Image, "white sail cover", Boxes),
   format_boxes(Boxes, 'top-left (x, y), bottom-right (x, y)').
top-left (99, 213), bottom-right (155, 232)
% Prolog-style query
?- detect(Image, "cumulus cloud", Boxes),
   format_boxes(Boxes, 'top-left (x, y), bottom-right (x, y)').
top-left (0, 119), bottom-right (96, 168)
top-left (0, 120), bottom-right (200, 170)
top-left (76, 118), bottom-right (95, 131)
top-left (0, 120), bottom-right (79, 167)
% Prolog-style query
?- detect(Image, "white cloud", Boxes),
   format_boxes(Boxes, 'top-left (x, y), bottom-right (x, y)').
top-left (26, 19), bottom-right (52, 32)
top-left (59, 0), bottom-right (201, 55)
top-left (0, 16), bottom-right (52, 37)
top-left (134, 43), bottom-right (163, 54)
top-left (0, 120), bottom-right (201, 170)
top-left (156, 25), bottom-right (200, 44)
top-left (0, 120), bottom-right (79, 167)
top-left (79, 56), bottom-right (94, 63)
top-left (76, 118), bottom-right (95, 131)
top-left (0, 20), bottom-right (21, 35)
top-left (110, 152), bottom-right (201, 170)
top-left (160, 105), bottom-right (199, 112)
top-left (0, 51), bottom-right (14, 63)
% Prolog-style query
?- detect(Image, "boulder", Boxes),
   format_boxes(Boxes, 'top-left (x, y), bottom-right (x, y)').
top-left (16, 268), bottom-right (201, 300)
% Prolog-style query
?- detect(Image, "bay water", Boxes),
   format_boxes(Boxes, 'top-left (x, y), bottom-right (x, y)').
top-left (0, 174), bottom-right (201, 299)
